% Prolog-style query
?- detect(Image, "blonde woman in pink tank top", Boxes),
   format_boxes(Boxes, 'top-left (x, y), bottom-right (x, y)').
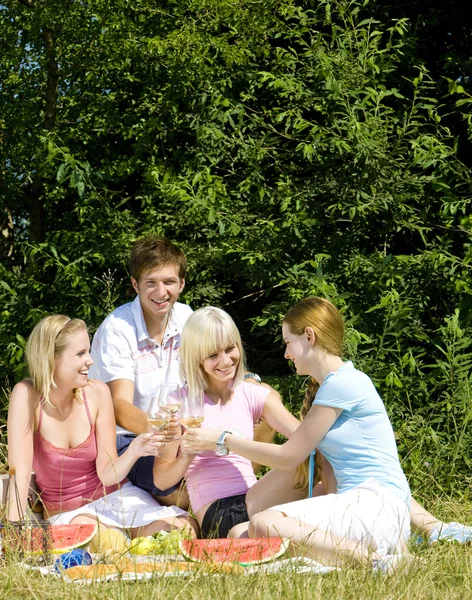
top-left (153, 307), bottom-right (314, 539)
top-left (7, 315), bottom-right (195, 539)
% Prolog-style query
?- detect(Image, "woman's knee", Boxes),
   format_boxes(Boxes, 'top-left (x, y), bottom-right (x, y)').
top-left (245, 486), bottom-right (259, 517)
top-left (248, 509), bottom-right (279, 537)
top-left (228, 521), bottom-right (250, 538)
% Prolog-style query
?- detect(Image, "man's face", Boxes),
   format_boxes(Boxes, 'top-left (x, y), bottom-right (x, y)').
top-left (132, 264), bottom-right (185, 320)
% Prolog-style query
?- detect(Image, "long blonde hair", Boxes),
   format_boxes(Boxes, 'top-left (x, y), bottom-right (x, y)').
top-left (180, 307), bottom-right (246, 396)
top-left (284, 297), bottom-right (344, 489)
top-left (25, 315), bottom-right (88, 406)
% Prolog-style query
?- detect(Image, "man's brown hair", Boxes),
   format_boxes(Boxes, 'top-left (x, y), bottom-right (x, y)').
top-left (129, 236), bottom-right (187, 282)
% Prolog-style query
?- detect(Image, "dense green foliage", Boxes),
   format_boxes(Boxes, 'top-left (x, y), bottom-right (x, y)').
top-left (1, 0), bottom-right (471, 496)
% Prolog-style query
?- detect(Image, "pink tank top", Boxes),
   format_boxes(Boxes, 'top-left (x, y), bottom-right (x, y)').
top-left (185, 382), bottom-right (269, 514)
top-left (33, 392), bottom-right (121, 513)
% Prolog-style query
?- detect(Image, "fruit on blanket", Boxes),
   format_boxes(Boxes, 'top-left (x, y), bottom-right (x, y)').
top-left (129, 536), bottom-right (156, 555)
top-left (128, 529), bottom-right (190, 556)
top-left (180, 537), bottom-right (290, 566)
top-left (4, 523), bottom-right (98, 555)
top-left (151, 529), bottom-right (188, 554)
top-left (88, 528), bottom-right (129, 554)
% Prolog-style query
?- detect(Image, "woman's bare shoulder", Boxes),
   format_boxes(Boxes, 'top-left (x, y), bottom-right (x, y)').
top-left (10, 379), bottom-right (38, 404)
top-left (86, 378), bottom-right (111, 393)
top-left (8, 380), bottom-right (39, 427)
top-left (84, 379), bottom-right (112, 405)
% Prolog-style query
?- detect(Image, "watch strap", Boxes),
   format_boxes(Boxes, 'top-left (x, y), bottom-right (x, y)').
top-left (217, 430), bottom-right (231, 446)
top-left (243, 372), bottom-right (262, 383)
top-left (215, 430), bottom-right (231, 455)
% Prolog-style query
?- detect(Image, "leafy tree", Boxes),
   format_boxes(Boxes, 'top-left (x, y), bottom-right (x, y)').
top-left (1, 0), bottom-right (471, 493)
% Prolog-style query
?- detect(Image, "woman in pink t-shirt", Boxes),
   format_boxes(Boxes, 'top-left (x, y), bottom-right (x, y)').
top-left (153, 307), bottom-right (323, 538)
top-left (7, 315), bottom-right (193, 539)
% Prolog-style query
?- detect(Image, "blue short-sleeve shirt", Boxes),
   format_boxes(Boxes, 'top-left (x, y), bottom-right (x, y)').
top-left (313, 362), bottom-right (411, 505)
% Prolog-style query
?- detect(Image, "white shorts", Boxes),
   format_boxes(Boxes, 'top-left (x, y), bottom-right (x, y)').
top-left (48, 482), bottom-right (187, 529)
top-left (270, 478), bottom-right (410, 557)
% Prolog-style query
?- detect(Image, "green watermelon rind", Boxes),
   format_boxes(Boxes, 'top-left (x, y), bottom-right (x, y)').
top-left (13, 523), bottom-right (98, 555)
top-left (179, 537), bottom-right (290, 566)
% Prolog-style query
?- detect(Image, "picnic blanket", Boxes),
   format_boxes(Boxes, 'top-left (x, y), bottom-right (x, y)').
top-left (23, 554), bottom-right (338, 583)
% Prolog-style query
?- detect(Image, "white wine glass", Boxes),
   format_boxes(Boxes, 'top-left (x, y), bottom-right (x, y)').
top-left (158, 383), bottom-right (182, 416)
top-left (179, 393), bottom-right (204, 429)
top-left (179, 392), bottom-right (204, 454)
top-left (146, 394), bottom-right (171, 431)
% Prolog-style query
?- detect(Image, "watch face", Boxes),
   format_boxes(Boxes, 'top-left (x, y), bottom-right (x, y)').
top-left (216, 431), bottom-right (230, 455)
top-left (216, 444), bottom-right (229, 456)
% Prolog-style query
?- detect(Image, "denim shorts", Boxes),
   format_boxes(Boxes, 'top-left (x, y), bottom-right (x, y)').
top-left (116, 434), bottom-right (181, 498)
top-left (201, 494), bottom-right (249, 538)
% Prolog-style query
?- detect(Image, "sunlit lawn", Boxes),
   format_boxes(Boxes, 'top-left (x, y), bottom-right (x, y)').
top-left (0, 546), bottom-right (471, 600)
top-left (1, 499), bottom-right (471, 600)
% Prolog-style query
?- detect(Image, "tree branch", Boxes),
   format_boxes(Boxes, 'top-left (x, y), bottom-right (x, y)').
top-left (43, 28), bottom-right (59, 130)
top-left (16, 0), bottom-right (35, 7)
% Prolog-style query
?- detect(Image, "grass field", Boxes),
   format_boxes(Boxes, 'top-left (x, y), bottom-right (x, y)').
top-left (1, 500), bottom-right (471, 600)
top-left (0, 543), bottom-right (471, 600)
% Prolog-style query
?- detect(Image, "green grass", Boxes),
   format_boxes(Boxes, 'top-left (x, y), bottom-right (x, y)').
top-left (0, 547), bottom-right (471, 600)
top-left (1, 505), bottom-right (472, 600)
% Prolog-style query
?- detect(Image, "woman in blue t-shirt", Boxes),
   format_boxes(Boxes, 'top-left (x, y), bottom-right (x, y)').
top-left (183, 297), bottom-right (412, 569)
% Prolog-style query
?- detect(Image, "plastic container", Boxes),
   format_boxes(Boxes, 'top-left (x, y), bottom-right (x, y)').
top-left (54, 548), bottom-right (93, 572)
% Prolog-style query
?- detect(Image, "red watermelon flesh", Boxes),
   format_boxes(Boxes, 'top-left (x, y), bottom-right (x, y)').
top-left (180, 537), bottom-right (289, 566)
top-left (6, 523), bottom-right (98, 555)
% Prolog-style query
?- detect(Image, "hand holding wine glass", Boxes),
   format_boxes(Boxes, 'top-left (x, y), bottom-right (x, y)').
top-left (145, 395), bottom-right (171, 455)
top-left (157, 383), bottom-right (183, 441)
top-left (179, 392), bottom-right (204, 454)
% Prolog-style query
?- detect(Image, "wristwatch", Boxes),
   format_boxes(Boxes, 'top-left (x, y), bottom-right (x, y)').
top-left (215, 431), bottom-right (232, 456)
top-left (243, 372), bottom-right (262, 383)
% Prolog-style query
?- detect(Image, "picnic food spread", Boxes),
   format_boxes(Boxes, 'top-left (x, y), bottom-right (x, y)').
top-left (3, 525), bottom-right (290, 582)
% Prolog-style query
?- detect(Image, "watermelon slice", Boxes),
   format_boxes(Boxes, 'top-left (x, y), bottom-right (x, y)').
top-left (4, 523), bottom-right (98, 555)
top-left (180, 537), bottom-right (289, 566)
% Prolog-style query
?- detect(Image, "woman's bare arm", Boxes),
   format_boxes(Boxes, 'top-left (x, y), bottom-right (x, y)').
top-left (7, 381), bottom-right (36, 520)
